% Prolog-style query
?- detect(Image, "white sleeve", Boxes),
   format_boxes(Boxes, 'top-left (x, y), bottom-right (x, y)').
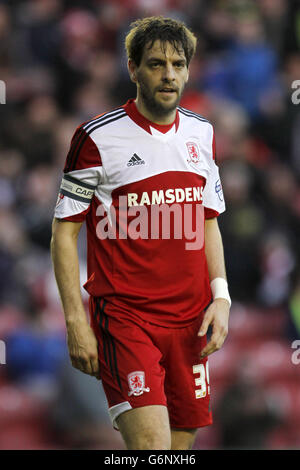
top-left (202, 125), bottom-right (225, 216)
top-left (54, 167), bottom-right (102, 220)
top-left (54, 123), bottom-right (103, 221)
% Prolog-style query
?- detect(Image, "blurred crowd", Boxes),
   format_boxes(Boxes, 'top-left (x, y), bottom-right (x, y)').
top-left (0, 0), bottom-right (300, 449)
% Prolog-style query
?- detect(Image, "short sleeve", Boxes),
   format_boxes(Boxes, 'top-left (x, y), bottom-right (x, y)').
top-left (54, 125), bottom-right (103, 221)
top-left (203, 127), bottom-right (225, 219)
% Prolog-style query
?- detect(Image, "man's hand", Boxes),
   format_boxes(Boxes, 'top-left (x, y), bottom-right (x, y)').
top-left (66, 319), bottom-right (101, 380)
top-left (198, 299), bottom-right (230, 358)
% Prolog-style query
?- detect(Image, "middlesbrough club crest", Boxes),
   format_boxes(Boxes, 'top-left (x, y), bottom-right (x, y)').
top-left (186, 142), bottom-right (200, 164)
top-left (127, 371), bottom-right (150, 397)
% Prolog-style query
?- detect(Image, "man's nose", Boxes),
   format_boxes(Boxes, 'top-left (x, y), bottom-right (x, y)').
top-left (162, 63), bottom-right (176, 81)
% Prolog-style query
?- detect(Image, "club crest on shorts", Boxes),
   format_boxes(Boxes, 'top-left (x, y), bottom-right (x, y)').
top-left (186, 141), bottom-right (200, 164)
top-left (127, 371), bottom-right (150, 397)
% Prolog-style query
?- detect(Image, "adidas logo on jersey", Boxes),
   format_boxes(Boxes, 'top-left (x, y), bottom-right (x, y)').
top-left (127, 153), bottom-right (145, 167)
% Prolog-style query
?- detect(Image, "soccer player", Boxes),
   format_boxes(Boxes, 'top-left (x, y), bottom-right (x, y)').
top-left (51, 16), bottom-right (231, 450)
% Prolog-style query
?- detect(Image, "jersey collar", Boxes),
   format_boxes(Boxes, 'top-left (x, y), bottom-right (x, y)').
top-left (124, 99), bottom-right (179, 135)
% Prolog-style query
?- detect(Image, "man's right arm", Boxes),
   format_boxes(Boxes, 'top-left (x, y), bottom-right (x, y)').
top-left (51, 218), bottom-right (100, 379)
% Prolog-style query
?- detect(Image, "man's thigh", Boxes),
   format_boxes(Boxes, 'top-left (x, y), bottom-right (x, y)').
top-left (116, 405), bottom-right (171, 450)
top-left (90, 299), bottom-right (168, 429)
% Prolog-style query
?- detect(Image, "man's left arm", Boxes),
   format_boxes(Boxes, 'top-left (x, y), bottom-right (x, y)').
top-left (199, 217), bottom-right (230, 358)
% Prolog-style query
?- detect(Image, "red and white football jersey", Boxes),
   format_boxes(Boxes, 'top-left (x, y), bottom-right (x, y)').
top-left (54, 99), bottom-right (225, 327)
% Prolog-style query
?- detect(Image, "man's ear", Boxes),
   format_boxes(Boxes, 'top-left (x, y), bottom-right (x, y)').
top-left (128, 59), bottom-right (138, 84)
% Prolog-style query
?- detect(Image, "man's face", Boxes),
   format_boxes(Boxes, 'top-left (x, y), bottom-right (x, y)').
top-left (130, 40), bottom-right (189, 117)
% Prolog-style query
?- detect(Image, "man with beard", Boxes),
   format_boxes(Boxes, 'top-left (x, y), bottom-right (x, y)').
top-left (51, 16), bottom-right (231, 450)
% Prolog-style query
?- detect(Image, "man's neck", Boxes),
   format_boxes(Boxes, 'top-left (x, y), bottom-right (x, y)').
top-left (134, 97), bottom-right (177, 125)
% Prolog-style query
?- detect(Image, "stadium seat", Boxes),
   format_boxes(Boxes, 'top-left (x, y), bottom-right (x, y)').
top-left (229, 304), bottom-right (287, 343)
top-left (0, 384), bottom-right (53, 449)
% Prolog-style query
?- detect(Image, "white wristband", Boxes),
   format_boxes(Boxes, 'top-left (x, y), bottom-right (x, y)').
top-left (210, 277), bottom-right (231, 307)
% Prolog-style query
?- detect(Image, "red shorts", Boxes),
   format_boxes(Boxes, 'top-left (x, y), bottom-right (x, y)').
top-left (89, 297), bottom-right (213, 430)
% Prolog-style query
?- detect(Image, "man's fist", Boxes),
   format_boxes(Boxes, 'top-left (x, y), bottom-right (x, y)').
top-left (66, 319), bottom-right (101, 380)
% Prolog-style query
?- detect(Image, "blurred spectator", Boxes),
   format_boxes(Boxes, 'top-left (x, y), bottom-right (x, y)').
top-left (202, 8), bottom-right (282, 119)
top-left (261, 163), bottom-right (300, 254)
top-left (257, 231), bottom-right (295, 307)
top-left (258, 0), bottom-right (289, 56)
top-left (19, 164), bottom-right (58, 248)
top-left (0, 3), bottom-right (13, 68)
top-left (219, 159), bottom-right (264, 301)
top-left (5, 323), bottom-right (66, 390)
top-left (0, 208), bottom-right (29, 305)
top-left (13, 0), bottom-right (61, 67)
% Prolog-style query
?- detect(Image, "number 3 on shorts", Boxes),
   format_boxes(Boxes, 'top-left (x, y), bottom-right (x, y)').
top-left (193, 362), bottom-right (210, 399)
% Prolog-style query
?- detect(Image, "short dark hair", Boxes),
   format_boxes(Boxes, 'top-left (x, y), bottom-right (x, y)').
top-left (125, 16), bottom-right (197, 67)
